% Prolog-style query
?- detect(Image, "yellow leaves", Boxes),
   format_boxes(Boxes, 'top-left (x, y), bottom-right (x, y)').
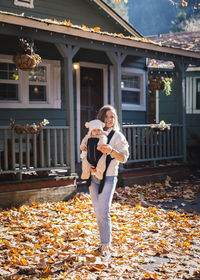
top-left (181, 1), bottom-right (188, 7)
top-left (0, 190), bottom-right (199, 279)
top-left (114, 0), bottom-right (128, 2)
top-left (135, 205), bottom-right (142, 210)
top-left (183, 241), bottom-right (190, 247)
top-left (93, 27), bottom-right (101, 32)
top-left (168, 211), bottom-right (176, 219)
top-left (89, 264), bottom-right (105, 271)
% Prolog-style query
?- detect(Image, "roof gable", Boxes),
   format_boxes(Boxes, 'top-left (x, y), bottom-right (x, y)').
top-left (0, 0), bottom-right (141, 37)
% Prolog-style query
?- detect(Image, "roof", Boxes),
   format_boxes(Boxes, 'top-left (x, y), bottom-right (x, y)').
top-left (92, 0), bottom-right (142, 37)
top-left (147, 31), bottom-right (200, 52)
top-left (1, 11), bottom-right (200, 61)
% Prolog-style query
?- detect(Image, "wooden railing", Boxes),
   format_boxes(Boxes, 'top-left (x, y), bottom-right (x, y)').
top-left (0, 126), bottom-right (70, 177)
top-left (0, 124), bottom-right (184, 179)
top-left (122, 124), bottom-right (184, 164)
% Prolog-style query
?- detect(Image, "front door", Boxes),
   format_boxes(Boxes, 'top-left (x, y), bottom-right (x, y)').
top-left (80, 66), bottom-right (103, 140)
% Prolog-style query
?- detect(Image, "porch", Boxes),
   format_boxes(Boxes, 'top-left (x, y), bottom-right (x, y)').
top-left (0, 123), bottom-right (184, 180)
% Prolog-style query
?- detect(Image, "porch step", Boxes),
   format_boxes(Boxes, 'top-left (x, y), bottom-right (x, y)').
top-left (0, 176), bottom-right (77, 209)
top-left (120, 164), bottom-right (190, 186)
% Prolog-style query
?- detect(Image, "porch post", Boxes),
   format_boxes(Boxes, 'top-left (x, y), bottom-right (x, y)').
top-left (174, 61), bottom-right (188, 163)
top-left (55, 44), bottom-right (80, 173)
top-left (106, 51), bottom-right (127, 125)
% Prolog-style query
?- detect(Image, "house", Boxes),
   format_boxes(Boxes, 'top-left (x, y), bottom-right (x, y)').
top-left (0, 0), bottom-right (200, 193)
top-left (147, 32), bottom-right (200, 161)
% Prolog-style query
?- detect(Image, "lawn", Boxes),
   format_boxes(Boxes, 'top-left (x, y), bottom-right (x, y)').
top-left (0, 173), bottom-right (200, 280)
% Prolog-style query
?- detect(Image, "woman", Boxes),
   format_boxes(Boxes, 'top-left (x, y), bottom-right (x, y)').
top-left (89, 105), bottom-right (129, 260)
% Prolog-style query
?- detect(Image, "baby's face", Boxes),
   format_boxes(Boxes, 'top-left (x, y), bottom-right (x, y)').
top-left (91, 129), bottom-right (102, 136)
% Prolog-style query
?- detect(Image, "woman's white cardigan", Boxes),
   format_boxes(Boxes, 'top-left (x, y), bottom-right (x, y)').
top-left (106, 129), bottom-right (129, 176)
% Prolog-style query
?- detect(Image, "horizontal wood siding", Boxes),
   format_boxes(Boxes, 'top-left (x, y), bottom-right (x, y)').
top-left (0, 0), bottom-right (129, 35)
top-left (0, 37), bottom-right (66, 127)
top-left (74, 49), bottom-right (111, 65)
top-left (122, 111), bottom-right (146, 124)
top-left (186, 114), bottom-right (200, 145)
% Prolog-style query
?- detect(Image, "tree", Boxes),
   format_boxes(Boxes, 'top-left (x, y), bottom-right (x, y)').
top-left (171, 11), bottom-right (187, 32)
top-left (103, 0), bottom-right (129, 22)
top-left (170, 0), bottom-right (200, 32)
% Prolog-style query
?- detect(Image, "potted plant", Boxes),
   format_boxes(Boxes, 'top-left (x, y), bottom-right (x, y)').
top-left (10, 119), bottom-right (49, 134)
top-left (150, 120), bottom-right (171, 132)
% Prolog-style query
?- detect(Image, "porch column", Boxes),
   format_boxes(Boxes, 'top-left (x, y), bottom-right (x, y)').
top-left (55, 44), bottom-right (80, 173)
top-left (174, 61), bottom-right (189, 163)
top-left (106, 51), bottom-right (127, 125)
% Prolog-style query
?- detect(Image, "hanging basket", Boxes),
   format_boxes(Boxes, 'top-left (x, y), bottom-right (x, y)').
top-left (149, 76), bottom-right (164, 91)
top-left (13, 53), bottom-right (41, 71)
top-left (12, 124), bottom-right (42, 134)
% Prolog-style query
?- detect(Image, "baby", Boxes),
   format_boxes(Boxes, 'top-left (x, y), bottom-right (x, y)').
top-left (80, 119), bottom-right (108, 180)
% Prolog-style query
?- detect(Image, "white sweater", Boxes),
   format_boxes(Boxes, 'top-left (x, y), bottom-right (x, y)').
top-left (106, 129), bottom-right (129, 176)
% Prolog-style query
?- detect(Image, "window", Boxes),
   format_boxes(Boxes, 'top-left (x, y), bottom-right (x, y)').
top-left (0, 55), bottom-right (61, 109)
top-left (121, 68), bottom-right (146, 111)
top-left (14, 0), bottom-right (34, 8)
top-left (196, 79), bottom-right (200, 110)
top-left (186, 75), bottom-right (200, 114)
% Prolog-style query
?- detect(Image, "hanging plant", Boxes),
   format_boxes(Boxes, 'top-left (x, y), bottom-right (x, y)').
top-left (13, 38), bottom-right (41, 71)
top-left (149, 76), bottom-right (173, 96)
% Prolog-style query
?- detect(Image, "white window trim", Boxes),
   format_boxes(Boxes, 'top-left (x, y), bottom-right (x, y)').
top-left (14, 0), bottom-right (34, 8)
top-left (121, 67), bottom-right (146, 111)
top-left (186, 76), bottom-right (200, 114)
top-left (0, 55), bottom-right (61, 109)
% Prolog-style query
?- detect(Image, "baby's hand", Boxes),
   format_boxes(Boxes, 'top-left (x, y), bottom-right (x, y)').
top-left (80, 146), bottom-right (87, 152)
top-left (90, 166), bottom-right (96, 174)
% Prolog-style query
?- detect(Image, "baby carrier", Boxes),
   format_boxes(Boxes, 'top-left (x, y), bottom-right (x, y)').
top-left (87, 137), bottom-right (103, 168)
top-left (86, 130), bottom-right (115, 194)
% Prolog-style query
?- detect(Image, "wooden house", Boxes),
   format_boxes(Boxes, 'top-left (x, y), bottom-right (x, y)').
top-left (0, 0), bottom-right (200, 192)
top-left (147, 31), bottom-right (200, 161)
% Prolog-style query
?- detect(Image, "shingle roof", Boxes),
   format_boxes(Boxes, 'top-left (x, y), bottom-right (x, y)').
top-left (147, 31), bottom-right (200, 52)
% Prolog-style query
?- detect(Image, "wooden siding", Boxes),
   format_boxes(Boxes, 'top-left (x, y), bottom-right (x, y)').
top-left (159, 83), bottom-right (179, 124)
top-left (0, 0), bottom-right (131, 36)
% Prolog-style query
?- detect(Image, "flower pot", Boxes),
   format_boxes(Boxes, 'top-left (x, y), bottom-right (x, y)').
top-left (13, 53), bottom-right (41, 71)
top-left (12, 124), bottom-right (42, 134)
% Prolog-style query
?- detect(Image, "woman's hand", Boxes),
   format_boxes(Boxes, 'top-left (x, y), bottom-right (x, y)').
top-left (98, 144), bottom-right (125, 162)
top-left (98, 144), bottom-right (112, 154)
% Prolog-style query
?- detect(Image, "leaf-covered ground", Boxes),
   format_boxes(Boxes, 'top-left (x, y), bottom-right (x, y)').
top-left (0, 173), bottom-right (200, 280)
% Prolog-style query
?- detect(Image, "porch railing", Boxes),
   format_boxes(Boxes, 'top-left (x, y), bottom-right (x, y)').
top-left (0, 124), bottom-right (184, 179)
top-left (0, 126), bottom-right (71, 177)
top-left (122, 124), bottom-right (184, 165)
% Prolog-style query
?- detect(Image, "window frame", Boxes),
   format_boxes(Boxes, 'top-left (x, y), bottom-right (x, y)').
top-left (121, 67), bottom-right (146, 111)
top-left (14, 0), bottom-right (34, 8)
top-left (0, 55), bottom-right (61, 109)
top-left (186, 75), bottom-right (200, 114)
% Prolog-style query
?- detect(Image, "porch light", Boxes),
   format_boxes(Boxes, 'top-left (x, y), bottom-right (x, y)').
top-left (73, 63), bottom-right (79, 70)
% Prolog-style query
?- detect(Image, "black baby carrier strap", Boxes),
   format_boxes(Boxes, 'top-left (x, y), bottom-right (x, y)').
top-left (98, 130), bottom-right (115, 194)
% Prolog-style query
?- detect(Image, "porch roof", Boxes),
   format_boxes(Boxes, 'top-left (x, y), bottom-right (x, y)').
top-left (1, 11), bottom-right (200, 63)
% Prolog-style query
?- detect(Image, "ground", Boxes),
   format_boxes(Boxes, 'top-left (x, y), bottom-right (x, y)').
top-left (0, 168), bottom-right (200, 280)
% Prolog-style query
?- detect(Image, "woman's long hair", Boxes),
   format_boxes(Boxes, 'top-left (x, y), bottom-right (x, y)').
top-left (96, 105), bottom-right (120, 131)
